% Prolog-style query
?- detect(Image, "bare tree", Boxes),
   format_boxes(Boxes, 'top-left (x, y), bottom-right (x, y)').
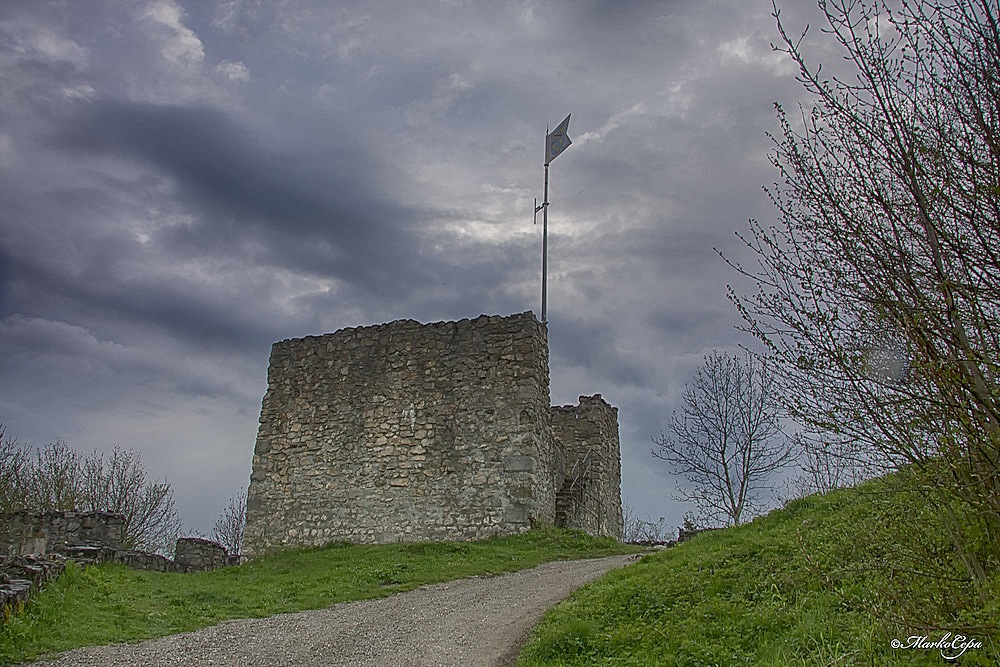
top-left (786, 432), bottom-right (867, 498)
top-left (724, 0), bottom-right (1000, 587)
top-left (79, 445), bottom-right (182, 555)
top-left (211, 488), bottom-right (246, 556)
top-left (0, 428), bottom-right (181, 555)
top-left (621, 500), bottom-right (673, 543)
top-left (25, 439), bottom-right (82, 511)
top-left (652, 351), bottom-right (795, 527)
top-left (0, 425), bottom-right (28, 514)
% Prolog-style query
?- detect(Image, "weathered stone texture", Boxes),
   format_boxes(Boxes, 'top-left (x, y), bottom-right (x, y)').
top-left (0, 510), bottom-right (123, 556)
top-left (245, 312), bottom-right (556, 554)
top-left (0, 555), bottom-right (66, 617)
top-left (551, 395), bottom-right (624, 539)
top-left (174, 537), bottom-right (231, 571)
top-left (0, 510), bottom-right (237, 571)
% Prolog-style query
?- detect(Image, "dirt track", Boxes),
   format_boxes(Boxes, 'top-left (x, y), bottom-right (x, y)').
top-left (24, 555), bottom-right (637, 667)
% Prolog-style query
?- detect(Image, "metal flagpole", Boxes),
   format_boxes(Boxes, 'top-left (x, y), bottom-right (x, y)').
top-left (536, 114), bottom-right (570, 325)
top-left (541, 162), bottom-right (549, 323)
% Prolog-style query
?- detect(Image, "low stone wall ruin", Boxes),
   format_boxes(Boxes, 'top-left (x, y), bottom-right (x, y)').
top-left (0, 510), bottom-right (124, 556)
top-left (0, 554), bottom-right (66, 619)
top-left (0, 510), bottom-right (237, 570)
top-left (0, 510), bottom-right (240, 621)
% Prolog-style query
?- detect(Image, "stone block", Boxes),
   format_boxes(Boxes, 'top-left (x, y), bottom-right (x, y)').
top-left (504, 456), bottom-right (536, 472)
top-left (19, 535), bottom-right (46, 556)
top-left (504, 507), bottom-right (530, 524)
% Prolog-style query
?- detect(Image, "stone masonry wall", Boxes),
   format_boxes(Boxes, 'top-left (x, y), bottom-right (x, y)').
top-left (245, 312), bottom-right (555, 555)
top-left (0, 511), bottom-right (237, 573)
top-left (550, 395), bottom-right (624, 539)
top-left (0, 510), bottom-right (123, 556)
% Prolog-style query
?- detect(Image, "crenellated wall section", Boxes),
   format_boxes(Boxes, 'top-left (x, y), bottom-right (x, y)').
top-left (550, 395), bottom-right (624, 538)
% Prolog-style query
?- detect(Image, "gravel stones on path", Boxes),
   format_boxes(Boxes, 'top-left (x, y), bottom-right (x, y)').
top-left (23, 554), bottom-right (637, 667)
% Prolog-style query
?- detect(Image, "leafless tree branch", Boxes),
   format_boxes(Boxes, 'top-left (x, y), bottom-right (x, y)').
top-left (652, 351), bottom-right (796, 527)
top-left (211, 488), bottom-right (246, 556)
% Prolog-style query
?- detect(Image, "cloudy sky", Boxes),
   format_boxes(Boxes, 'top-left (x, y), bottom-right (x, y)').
top-left (1, 0), bottom-right (830, 536)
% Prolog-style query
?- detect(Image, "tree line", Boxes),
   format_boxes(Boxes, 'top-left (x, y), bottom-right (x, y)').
top-left (0, 425), bottom-right (245, 556)
top-left (0, 426), bottom-right (182, 555)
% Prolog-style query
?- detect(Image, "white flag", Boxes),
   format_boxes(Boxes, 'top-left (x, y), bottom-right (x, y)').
top-left (545, 114), bottom-right (572, 165)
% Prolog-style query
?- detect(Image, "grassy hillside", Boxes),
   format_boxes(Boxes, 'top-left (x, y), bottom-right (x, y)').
top-left (519, 479), bottom-right (1000, 666)
top-left (0, 527), bottom-right (638, 665)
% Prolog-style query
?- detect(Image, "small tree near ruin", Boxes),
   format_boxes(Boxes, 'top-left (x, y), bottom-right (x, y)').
top-left (79, 445), bottom-right (183, 555)
top-left (211, 488), bottom-right (246, 556)
top-left (652, 351), bottom-right (795, 527)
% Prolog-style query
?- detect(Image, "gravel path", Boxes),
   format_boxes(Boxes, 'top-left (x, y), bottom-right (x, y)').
top-left (23, 554), bottom-right (637, 667)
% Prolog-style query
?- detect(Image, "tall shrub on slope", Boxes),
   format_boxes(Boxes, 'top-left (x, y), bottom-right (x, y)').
top-left (727, 0), bottom-right (1000, 599)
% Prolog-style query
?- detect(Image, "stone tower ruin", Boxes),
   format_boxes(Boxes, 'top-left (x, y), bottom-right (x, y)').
top-left (244, 312), bottom-right (622, 556)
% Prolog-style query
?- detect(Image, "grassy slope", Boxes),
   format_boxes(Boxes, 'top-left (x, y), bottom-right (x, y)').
top-left (0, 527), bottom-right (639, 665)
top-left (519, 480), bottom-right (1000, 666)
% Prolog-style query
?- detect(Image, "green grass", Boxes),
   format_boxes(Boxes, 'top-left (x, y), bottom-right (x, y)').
top-left (0, 527), bottom-right (639, 665)
top-left (519, 480), bottom-right (1000, 666)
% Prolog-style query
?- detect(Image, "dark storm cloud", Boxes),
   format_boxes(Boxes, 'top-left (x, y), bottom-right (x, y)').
top-left (51, 99), bottom-right (429, 297)
top-left (0, 244), bottom-right (12, 320)
top-left (549, 311), bottom-right (655, 389)
top-left (9, 251), bottom-right (269, 352)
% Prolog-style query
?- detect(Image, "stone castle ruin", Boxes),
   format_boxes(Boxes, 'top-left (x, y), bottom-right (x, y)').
top-left (244, 312), bottom-right (622, 556)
